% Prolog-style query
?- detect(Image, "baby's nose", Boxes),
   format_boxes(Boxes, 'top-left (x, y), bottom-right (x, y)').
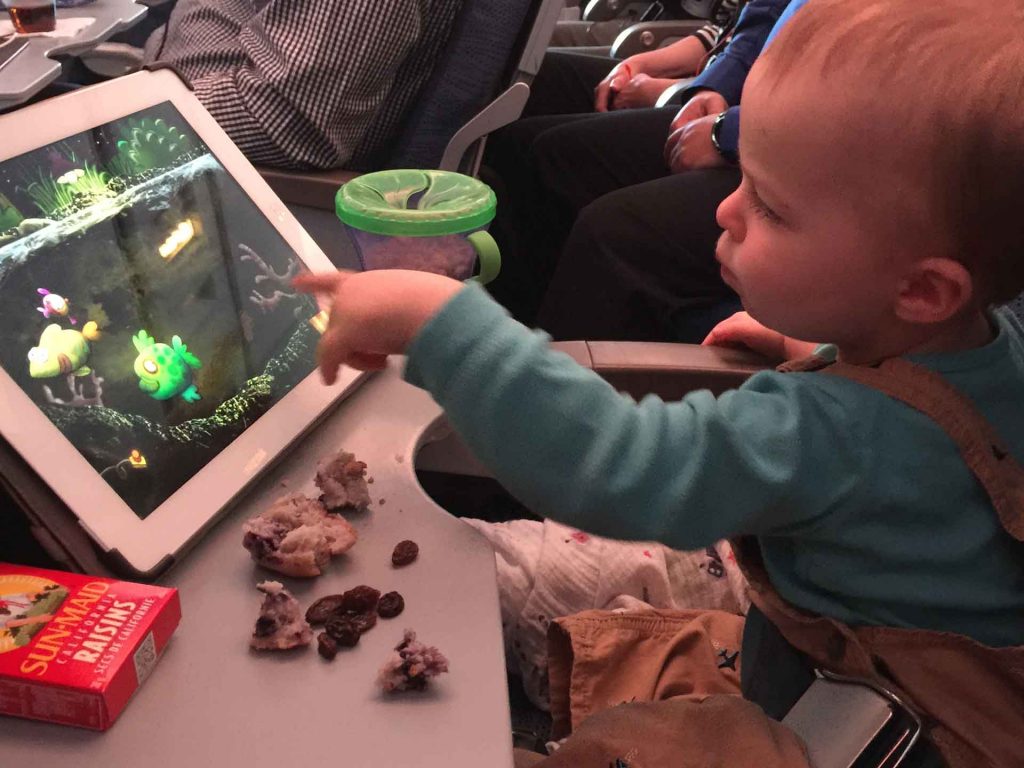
top-left (716, 190), bottom-right (745, 243)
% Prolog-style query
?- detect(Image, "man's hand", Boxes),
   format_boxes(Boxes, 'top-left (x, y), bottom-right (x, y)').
top-left (594, 61), bottom-right (637, 112)
top-left (663, 90), bottom-right (728, 173)
top-left (610, 74), bottom-right (677, 110)
top-left (669, 90), bottom-right (727, 134)
top-left (664, 114), bottom-right (726, 174)
top-left (293, 269), bottom-right (462, 383)
top-left (703, 312), bottom-right (818, 362)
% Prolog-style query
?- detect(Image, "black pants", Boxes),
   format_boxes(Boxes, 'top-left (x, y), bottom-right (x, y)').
top-left (522, 49), bottom-right (620, 117)
top-left (483, 52), bottom-right (737, 340)
top-left (536, 167), bottom-right (741, 341)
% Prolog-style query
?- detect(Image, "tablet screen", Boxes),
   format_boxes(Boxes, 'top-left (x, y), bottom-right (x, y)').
top-left (0, 102), bottom-right (326, 519)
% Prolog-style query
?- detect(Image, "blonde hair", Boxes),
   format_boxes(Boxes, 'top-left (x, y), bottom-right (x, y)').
top-left (760, 0), bottom-right (1024, 304)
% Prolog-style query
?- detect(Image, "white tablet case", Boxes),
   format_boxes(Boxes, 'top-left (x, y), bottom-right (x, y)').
top-left (0, 69), bottom-right (366, 576)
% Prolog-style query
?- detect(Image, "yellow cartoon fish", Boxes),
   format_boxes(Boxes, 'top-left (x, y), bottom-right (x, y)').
top-left (27, 322), bottom-right (101, 378)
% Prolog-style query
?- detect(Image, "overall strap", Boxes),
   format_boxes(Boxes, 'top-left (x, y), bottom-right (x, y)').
top-left (824, 357), bottom-right (1024, 541)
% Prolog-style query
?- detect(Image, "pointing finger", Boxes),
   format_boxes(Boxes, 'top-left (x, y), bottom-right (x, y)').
top-left (317, 325), bottom-right (350, 385)
top-left (293, 270), bottom-right (352, 294)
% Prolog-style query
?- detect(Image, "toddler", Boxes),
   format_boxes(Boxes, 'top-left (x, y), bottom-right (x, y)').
top-left (297, 0), bottom-right (1024, 761)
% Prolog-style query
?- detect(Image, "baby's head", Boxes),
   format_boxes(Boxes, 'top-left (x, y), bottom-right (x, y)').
top-left (715, 0), bottom-right (1024, 357)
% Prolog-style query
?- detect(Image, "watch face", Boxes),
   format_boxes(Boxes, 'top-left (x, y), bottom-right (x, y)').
top-left (711, 110), bottom-right (737, 163)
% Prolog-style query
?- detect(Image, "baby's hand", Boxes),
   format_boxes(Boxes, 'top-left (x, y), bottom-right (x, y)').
top-left (703, 311), bottom-right (816, 362)
top-left (293, 269), bottom-right (462, 384)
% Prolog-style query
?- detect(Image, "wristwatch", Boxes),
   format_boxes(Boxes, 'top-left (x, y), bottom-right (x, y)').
top-left (710, 110), bottom-right (738, 164)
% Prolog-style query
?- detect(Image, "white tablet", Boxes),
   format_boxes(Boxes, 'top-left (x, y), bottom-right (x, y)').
top-left (0, 69), bottom-right (366, 576)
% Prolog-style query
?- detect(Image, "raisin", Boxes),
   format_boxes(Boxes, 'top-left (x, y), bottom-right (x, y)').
top-left (254, 616), bottom-right (277, 637)
top-left (391, 540), bottom-right (419, 567)
top-left (340, 585), bottom-right (381, 614)
top-left (305, 595), bottom-right (346, 625)
top-left (317, 632), bottom-right (338, 660)
top-left (242, 531), bottom-right (277, 561)
top-left (348, 611), bottom-right (377, 634)
top-left (377, 591), bottom-right (405, 618)
top-left (325, 617), bottom-right (360, 647)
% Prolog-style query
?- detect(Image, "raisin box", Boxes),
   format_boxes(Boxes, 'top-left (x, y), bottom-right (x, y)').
top-left (0, 562), bottom-right (181, 730)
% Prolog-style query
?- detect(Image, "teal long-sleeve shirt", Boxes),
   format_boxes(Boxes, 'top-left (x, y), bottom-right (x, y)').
top-left (404, 285), bottom-right (1024, 647)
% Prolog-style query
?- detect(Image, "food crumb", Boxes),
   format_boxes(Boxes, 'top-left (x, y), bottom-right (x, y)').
top-left (376, 630), bottom-right (449, 693)
top-left (315, 449), bottom-right (371, 512)
top-left (242, 494), bottom-right (357, 578)
top-left (250, 581), bottom-right (312, 651)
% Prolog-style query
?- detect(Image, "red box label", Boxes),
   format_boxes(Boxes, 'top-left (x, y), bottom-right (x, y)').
top-left (0, 563), bottom-right (180, 730)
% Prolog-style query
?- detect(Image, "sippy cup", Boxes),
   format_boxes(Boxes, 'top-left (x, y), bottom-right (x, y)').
top-left (335, 169), bottom-right (500, 284)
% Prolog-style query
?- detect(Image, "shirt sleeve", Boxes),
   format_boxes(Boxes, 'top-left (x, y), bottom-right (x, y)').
top-left (162, 0), bottom-right (427, 170)
top-left (693, 23), bottom-right (724, 51)
top-left (404, 285), bottom-right (863, 551)
top-left (676, 0), bottom-right (791, 106)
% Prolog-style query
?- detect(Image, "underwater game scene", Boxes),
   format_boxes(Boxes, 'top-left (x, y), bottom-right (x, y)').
top-left (0, 102), bottom-right (327, 519)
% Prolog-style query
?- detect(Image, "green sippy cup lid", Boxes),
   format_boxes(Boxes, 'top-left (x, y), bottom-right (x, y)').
top-left (335, 169), bottom-right (497, 237)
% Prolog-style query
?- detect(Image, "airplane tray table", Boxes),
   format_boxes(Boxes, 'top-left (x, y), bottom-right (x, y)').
top-left (0, 0), bottom-right (147, 111)
top-left (0, 360), bottom-right (515, 768)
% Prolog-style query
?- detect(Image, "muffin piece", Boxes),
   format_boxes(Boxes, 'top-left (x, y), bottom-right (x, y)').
top-left (315, 450), bottom-right (371, 512)
top-left (376, 630), bottom-right (449, 693)
top-left (250, 581), bottom-right (312, 651)
top-left (242, 493), bottom-right (358, 577)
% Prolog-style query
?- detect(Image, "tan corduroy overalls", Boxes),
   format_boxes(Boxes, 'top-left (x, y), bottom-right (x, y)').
top-left (531, 357), bottom-right (1024, 768)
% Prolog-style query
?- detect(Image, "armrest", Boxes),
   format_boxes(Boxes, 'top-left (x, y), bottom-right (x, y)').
top-left (256, 166), bottom-right (362, 211)
top-left (440, 82), bottom-right (531, 174)
top-left (582, 0), bottom-right (630, 22)
top-left (654, 76), bottom-right (696, 107)
top-left (551, 340), bottom-right (772, 399)
top-left (547, 43), bottom-right (615, 56)
top-left (79, 42), bottom-right (144, 78)
top-left (610, 19), bottom-right (707, 58)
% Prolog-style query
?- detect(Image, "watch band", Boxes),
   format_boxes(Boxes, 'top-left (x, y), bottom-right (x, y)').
top-left (710, 110), bottom-right (738, 164)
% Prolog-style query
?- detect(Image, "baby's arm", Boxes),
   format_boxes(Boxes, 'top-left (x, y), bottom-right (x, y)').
top-left (296, 271), bottom-right (849, 549)
top-left (294, 270), bottom-right (462, 377)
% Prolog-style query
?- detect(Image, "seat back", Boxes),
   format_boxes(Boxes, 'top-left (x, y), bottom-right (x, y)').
top-left (387, 0), bottom-right (564, 174)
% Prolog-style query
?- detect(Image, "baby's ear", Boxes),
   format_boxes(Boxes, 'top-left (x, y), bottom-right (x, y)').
top-left (894, 257), bottom-right (975, 325)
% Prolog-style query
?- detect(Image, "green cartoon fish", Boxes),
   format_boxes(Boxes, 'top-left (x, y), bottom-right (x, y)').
top-left (28, 322), bottom-right (101, 378)
top-left (132, 330), bottom-right (202, 402)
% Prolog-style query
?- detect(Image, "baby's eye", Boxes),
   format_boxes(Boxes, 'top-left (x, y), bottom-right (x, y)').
top-left (27, 347), bottom-right (48, 363)
top-left (741, 181), bottom-right (783, 225)
top-left (750, 195), bottom-right (782, 225)
top-left (143, 359), bottom-right (159, 374)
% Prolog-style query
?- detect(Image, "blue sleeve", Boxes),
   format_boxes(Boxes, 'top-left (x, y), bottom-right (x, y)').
top-left (764, 0), bottom-right (811, 47)
top-left (404, 285), bottom-right (862, 551)
top-left (678, 0), bottom-right (792, 106)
